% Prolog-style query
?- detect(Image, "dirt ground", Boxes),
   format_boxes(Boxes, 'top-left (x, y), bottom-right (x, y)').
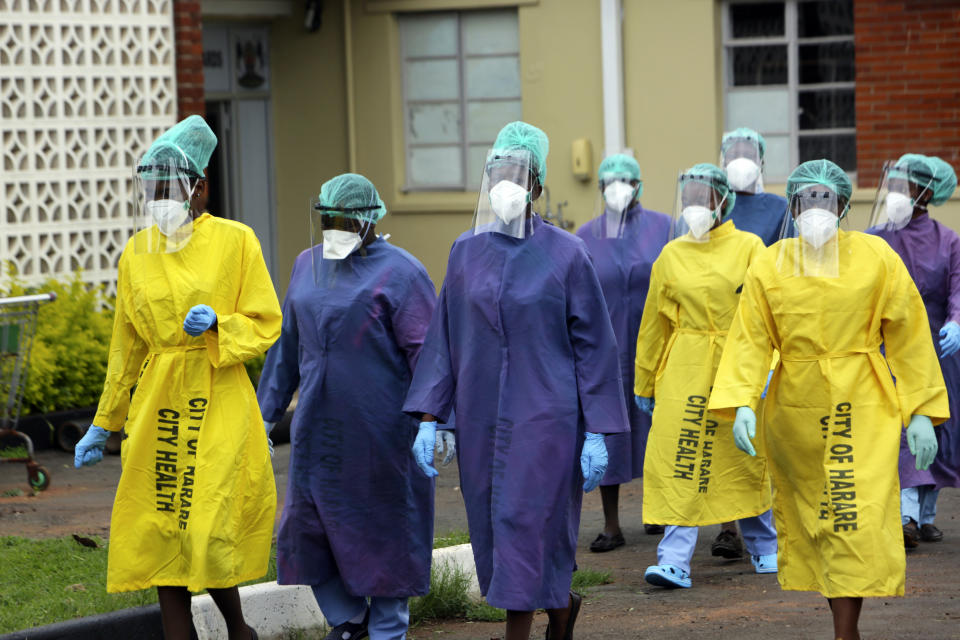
top-left (2, 446), bottom-right (959, 639)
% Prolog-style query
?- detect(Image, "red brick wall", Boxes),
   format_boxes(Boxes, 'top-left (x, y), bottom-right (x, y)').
top-left (855, 0), bottom-right (960, 186)
top-left (174, 0), bottom-right (205, 119)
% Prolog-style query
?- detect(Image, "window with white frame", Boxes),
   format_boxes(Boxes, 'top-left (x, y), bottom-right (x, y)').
top-left (399, 10), bottom-right (521, 191)
top-left (723, 1), bottom-right (855, 181)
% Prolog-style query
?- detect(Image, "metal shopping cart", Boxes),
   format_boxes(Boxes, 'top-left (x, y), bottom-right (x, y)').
top-left (0, 292), bottom-right (57, 491)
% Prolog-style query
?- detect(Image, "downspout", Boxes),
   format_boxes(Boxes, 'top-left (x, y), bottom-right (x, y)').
top-left (600, 0), bottom-right (625, 157)
top-left (344, 0), bottom-right (357, 172)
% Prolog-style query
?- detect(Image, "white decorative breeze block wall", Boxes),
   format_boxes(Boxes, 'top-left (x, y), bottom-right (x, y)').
top-left (0, 0), bottom-right (177, 296)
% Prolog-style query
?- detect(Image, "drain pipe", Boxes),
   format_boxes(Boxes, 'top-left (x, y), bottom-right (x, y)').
top-left (600, 0), bottom-right (624, 157)
top-left (344, 0), bottom-right (357, 172)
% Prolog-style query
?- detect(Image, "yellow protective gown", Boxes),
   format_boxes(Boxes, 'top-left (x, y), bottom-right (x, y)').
top-left (94, 213), bottom-right (282, 593)
top-left (709, 230), bottom-right (949, 597)
top-left (635, 220), bottom-right (772, 526)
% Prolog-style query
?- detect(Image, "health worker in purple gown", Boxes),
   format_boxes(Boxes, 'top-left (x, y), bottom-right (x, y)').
top-left (403, 121), bottom-right (628, 640)
top-left (257, 173), bottom-right (440, 640)
top-left (866, 153), bottom-right (960, 549)
top-left (575, 153), bottom-right (671, 552)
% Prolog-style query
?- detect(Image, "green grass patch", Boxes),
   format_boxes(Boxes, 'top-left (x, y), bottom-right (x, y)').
top-left (432, 529), bottom-right (470, 549)
top-left (409, 560), bottom-right (472, 622)
top-left (465, 600), bottom-right (506, 622)
top-left (571, 568), bottom-right (612, 591)
top-left (0, 536), bottom-right (279, 634)
top-left (0, 446), bottom-right (28, 459)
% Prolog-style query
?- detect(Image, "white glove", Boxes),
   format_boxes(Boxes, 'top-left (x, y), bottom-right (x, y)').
top-left (436, 429), bottom-right (456, 467)
top-left (265, 421), bottom-right (277, 458)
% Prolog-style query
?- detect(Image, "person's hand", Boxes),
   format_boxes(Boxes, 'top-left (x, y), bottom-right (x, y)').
top-left (760, 370), bottom-right (774, 399)
top-left (634, 395), bottom-right (654, 416)
top-left (732, 407), bottom-right (757, 457)
top-left (939, 322), bottom-right (960, 358)
top-left (265, 421), bottom-right (277, 458)
top-left (74, 426), bottom-right (110, 468)
top-left (183, 304), bottom-right (217, 336)
top-left (907, 415), bottom-right (938, 470)
top-left (436, 429), bottom-right (456, 467)
top-left (580, 432), bottom-right (608, 493)
top-left (412, 421), bottom-right (438, 478)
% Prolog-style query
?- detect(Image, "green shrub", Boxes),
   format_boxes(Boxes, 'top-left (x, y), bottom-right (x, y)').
top-left (2, 272), bottom-right (113, 416)
top-left (409, 560), bottom-right (472, 623)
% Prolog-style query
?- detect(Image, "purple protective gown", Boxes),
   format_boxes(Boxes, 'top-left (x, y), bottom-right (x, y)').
top-left (257, 238), bottom-right (437, 597)
top-left (403, 216), bottom-right (628, 611)
top-left (868, 213), bottom-right (960, 489)
top-left (575, 205), bottom-right (671, 484)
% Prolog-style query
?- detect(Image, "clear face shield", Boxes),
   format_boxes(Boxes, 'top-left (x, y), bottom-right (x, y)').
top-left (867, 160), bottom-right (934, 232)
top-left (671, 173), bottom-right (728, 242)
top-left (473, 149), bottom-right (538, 240)
top-left (309, 198), bottom-right (378, 284)
top-left (133, 155), bottom-right (199, 254)
top-left (721, 138), bottom-right (764, 194)
top-left (778, 186), bottom-right (845, 277)
top-left (592, 177), bottom-right (641, 239)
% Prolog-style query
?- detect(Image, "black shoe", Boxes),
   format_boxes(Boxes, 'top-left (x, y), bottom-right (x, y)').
top-left (545, 590), bottom-right (582, 640)
top-left (644, 523), bottom-right (665, 535)
top-left (920, 523), bottom-right (943, 542)
top-left (323, 608), bottom-right (369, 640)
top-left (903, 519), bottom-right (920, 548)
top-left (589, 531), bottom-right (625, 552)
top-left (711, 530), bottom-right (744, 559)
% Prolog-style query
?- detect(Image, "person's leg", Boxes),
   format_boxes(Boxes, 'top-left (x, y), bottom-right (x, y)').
top-left (544, 592), bottom-right (579, 639)
top-left (657, 525), bottom-right (698, 573)
top-left (311, 575), bottom-right (369, 627)
top-left (157, 586), bottom-right (193, 640)
top-left (711, 521), bottom-right (744, 558)
top-left (206, 586), bottom-right (255, 640)
top-left (901, 487), bottom-right (921, 547)
top-left (720, 521), bottom-right (738, 534)
top-left (599, 484), bottom-right (621, 536)
top-left (368, 596), bottom-right (409, 640)
top-left (918, 485), bottom-right (943, 541)
top-left (740, 510), bottom-right (778, 555)
top-left (828, 597), bottom-right (862, 640)
top-left (504, 610), bottom-right (533, 640)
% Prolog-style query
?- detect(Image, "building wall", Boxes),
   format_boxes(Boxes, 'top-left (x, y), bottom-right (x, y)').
top-left (175, 0), bottom-right (206, 118)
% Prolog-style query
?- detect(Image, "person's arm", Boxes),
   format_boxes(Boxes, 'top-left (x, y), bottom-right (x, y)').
top-left (390, 262), bottom-right (438, 373)
top-left (204, 229), bottom-right (282, 368)
top-left (402, 282), bottom-right (456, 424)
top-left (633, 259), bottom-right (671, 398)
top-left (257, 258), bottom-right (302, 424)
top-left (945, 233), bottom-right (960, 324)
top-left (93, 252), bottom-right (148, 431)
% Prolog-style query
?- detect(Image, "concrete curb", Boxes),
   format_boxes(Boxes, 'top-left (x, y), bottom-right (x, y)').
top-left (2, 543), bottom-right (479, 640)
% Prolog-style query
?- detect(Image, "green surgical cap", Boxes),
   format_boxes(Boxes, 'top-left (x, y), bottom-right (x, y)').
top-left (929, 156), bottom-right (958, 206)
top-left (492, 121), bottom-right (549, 182)
top-left (721, 127), bottom-right (766, 159)
top-left (682, 162), bottom-right (736, 217)
top-left (151, 115), bottom-right (218, 178)
top-left (786, 159), bottom-right (852, 204)
top-left (317, 173), bottom-right (386, 222)
top-left (598, 154), bottom-right (641, 183)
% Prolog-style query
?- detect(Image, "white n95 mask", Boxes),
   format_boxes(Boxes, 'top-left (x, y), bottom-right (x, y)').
top-left (885, 191), bottom-right (914, 228)
top-left (725, 158), bottom-right (761, 192)
top-left (681, 205), bottom-right (716, 240)
top-left (322, 229), bottom-right (362, 260)
top-left (603, 181), bottom-right (636, 213)
top-left (489, 180), bottom-right (529, 224)
top-left (796, 208), bottom-right (839, 249)
top-left (146, 199), bottom-right (190, 236)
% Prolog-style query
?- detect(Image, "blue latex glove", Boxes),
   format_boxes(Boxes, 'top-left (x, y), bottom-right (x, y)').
top-left (412, 421), bottom-right (438, 478)
top-left (580, 432), bottom-right (608, 493)
top-left (183, 304), bottom-right (217, 336)
top-left (436, 429), bottom-right (456, 467)
top-left (634, 395), bottom-right (654, 416)
top-left (760, 370), bottom-right (774, 399)
top-left (732, 407), bottom-right (757, 457)
top-left (74, 425), bottom-right (110, 468)
top-left (906, 415), bottom-right (938, 471)
top-left (265, 421), bottom-right (276, 458)
top-left (939, 322), bottom-right (960, 358)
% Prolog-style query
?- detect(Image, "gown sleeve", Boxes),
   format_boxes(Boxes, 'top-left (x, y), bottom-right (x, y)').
top-left (880, 250), bottom-right (950, 426)
top-left (567, 247), bottom-right (629, 434)
top-left (93, 251), bottom-right (149, 431)
top-left (707, 262), bottom-right (776, 421)
top-left (390, 260), bottom-right (437, 373)
top-left (946, 232), bottom-right (960, 325)
top-left (256, 258), bottom-right (302, 424)
top-left (402, 281), bottom-right (456, 425)
top-left (204, 228), bottom-right (282, 368)
top-left (633, 258), bottom-right (671, 397)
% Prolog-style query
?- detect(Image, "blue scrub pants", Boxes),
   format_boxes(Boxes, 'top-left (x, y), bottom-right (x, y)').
top-left (657, 509), bottom-right (778, 573)
top-left (312, 576), bottom-right (410, 640)
top-left (901, 485), bottom-right (939, 526)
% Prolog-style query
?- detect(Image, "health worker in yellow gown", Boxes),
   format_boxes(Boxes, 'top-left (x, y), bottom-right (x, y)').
top-left (634, 163), bottom-right (775, 590)
top-left (709, 159), bottom-right (947, 640)
top-left (74, 115), bottom-right (282, 640)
